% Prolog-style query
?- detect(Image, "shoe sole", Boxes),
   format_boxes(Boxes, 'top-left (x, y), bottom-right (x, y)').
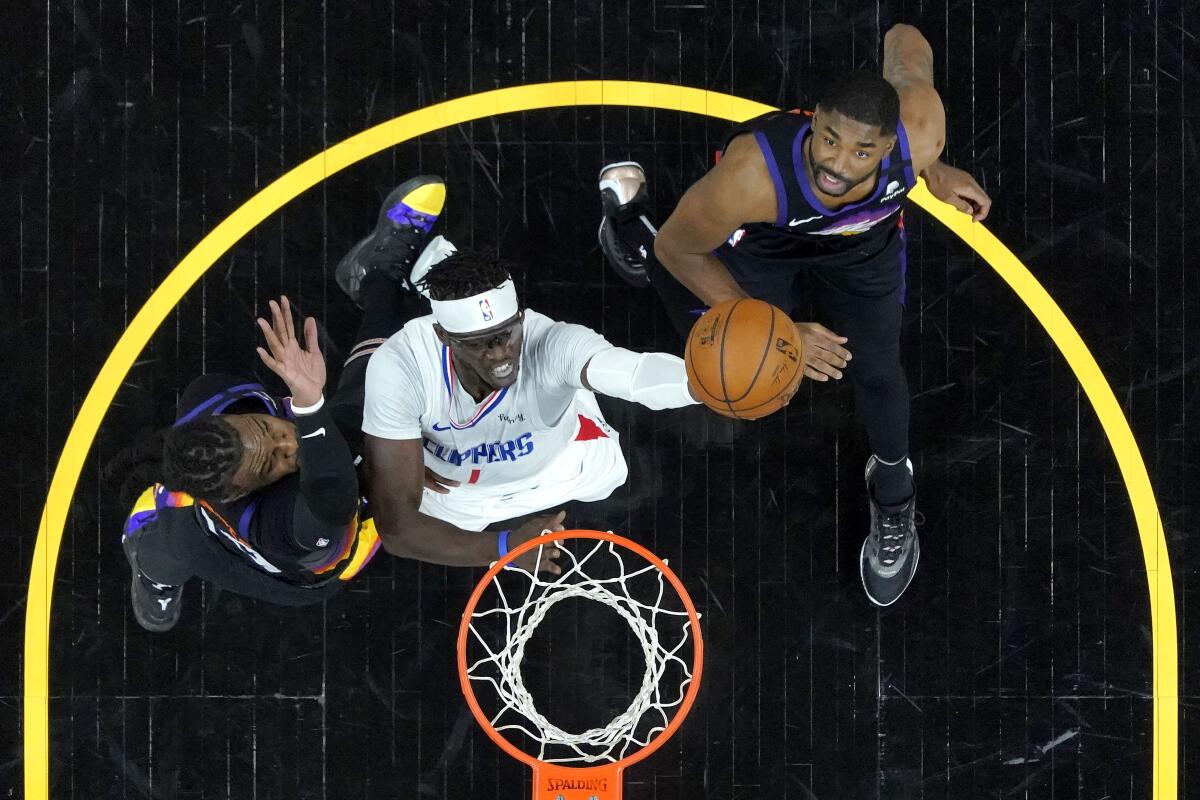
top-left (124, 538), bottom-right (181, 633)
top-left (129, 576), bottom-right (180, 633)
top-left (335, 234), bottom-right (374, 305)
top-left (596, 218), bottom-right (652, 288)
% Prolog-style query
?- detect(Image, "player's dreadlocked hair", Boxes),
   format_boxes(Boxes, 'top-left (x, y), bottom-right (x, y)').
top-left (103, 427), bottom-right (169, 511)
top-left (104, 417), bottom-right (248, 511)
top-left (417, 250), bottom-right (514, 301)
top-left (816, 70), bottom-right (901, 137)
top-left (160, 417), bottom-right (244, 501)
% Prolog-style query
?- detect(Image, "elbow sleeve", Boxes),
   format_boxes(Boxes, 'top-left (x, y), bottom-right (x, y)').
top-left (585, 347), bottom-right (698, 410)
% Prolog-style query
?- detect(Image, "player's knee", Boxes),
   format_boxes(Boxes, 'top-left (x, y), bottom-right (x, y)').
top-left (845, 349), bottom-right (905, 393)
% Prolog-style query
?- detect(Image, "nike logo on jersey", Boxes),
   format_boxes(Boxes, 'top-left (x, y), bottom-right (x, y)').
top-left (789, 214), bottom-right (824, 226)
top-left (301, 427), bottom-right (326, 439)
top-left (431, 422), bottom-right (452, 432)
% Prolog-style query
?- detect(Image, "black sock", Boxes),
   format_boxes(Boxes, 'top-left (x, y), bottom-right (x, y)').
top-left (360, 270), bottom-right (403, 322)
top-left (870, 457), bottom-right (914, 508)
top-left (354, 271), bottom-right (427, 344)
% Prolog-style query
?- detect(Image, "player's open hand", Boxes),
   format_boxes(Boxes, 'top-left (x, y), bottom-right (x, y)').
top-left (424, 467), bottom-right (461, 494)
top-left (922, 161), bottom-right (992, 222)
top-left (794, 322), bottom-right (851, 382)
top-left (255, 296), bottom-right (326, 407)
top-left (509, 510), bottom-right (567, 575)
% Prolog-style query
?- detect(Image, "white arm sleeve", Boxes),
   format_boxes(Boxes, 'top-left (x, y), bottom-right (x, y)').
top-left (584, 347), bottom-right (699, 410)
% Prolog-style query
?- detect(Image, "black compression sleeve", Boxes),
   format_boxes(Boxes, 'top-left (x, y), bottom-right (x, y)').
top-left (292, 402), bottom-right (361, 529)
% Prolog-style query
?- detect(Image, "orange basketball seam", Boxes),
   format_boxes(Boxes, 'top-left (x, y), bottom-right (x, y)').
top-left (723, 300), bottom-right (777, 408)
top-left (723, 338), bottom-right (803, 413)
top-left (685, 328), bottom-right (725, 409)
top-left (721, 371), bottom-right (803, 413)
top-left (716, 299), bottom-right (743, 417)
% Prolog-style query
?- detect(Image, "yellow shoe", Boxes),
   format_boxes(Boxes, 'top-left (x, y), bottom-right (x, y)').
top-left (336, 175), bottom-right (446, 305)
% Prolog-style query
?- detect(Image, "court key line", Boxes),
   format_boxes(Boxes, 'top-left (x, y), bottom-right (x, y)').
top-left (22, 80), bottom-right (1176, 799)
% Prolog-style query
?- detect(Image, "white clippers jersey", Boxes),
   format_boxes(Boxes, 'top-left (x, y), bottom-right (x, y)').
top-left (362, 309), bottom-right (614, 489)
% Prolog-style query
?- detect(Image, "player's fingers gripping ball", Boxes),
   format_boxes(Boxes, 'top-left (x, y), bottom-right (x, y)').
top-left (684, 299), bottom-right (804, 420)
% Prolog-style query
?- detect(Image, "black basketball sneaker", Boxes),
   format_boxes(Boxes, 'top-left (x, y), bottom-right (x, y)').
top-left (597, 161), bottom-right (656, 287)
top-left (860, 456), bottom-right (921, 607)
top-left (123, 533), bottom-right (184, 633)
top-left (336, 175), bottom-right (446, 305)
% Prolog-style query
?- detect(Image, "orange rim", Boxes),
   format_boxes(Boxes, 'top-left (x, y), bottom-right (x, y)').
top-left (456, 529), bottom-right (705, 770)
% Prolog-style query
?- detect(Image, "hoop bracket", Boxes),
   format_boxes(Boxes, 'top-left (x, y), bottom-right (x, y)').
top-left (533, 763), bottom-right (625, 800)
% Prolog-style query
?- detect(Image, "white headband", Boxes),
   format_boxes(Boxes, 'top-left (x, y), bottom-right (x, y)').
top-left (429, 279), bottom-right (520, 335)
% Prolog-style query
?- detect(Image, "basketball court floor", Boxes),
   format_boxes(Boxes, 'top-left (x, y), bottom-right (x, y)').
top-left (5, 2), bottom-right (1196, 798)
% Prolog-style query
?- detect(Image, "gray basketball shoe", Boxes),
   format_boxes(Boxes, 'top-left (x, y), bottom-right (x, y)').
top-left (859, 456), bottom-right (921, 607)
top-left (598, 161), bottom-right (655, 287)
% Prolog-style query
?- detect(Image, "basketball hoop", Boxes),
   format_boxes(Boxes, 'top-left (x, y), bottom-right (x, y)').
top-left (456, 530), bottom-right (704, 800)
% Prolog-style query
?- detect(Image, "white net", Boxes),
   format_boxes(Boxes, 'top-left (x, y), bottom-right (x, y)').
top-left (463, 537), bottom-right (699, 764)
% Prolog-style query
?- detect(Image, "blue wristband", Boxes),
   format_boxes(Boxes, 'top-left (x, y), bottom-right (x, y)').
top-left (497, 530), bottom-right (511, 558)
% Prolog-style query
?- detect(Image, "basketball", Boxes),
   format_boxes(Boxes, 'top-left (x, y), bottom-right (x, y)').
top-left (684, 299), bottom-right (804, 420)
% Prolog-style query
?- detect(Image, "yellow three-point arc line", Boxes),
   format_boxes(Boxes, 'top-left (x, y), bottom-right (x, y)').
top-left (22, 81), bottom-right (1177, 799)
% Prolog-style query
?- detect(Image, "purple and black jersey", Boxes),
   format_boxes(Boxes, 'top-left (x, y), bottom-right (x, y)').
top-left (719, 109), bottom-right (918, 268)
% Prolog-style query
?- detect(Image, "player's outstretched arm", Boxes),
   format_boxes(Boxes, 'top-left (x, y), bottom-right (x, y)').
top-left (883, 24), bottom-right (945, 173)
top-left (655, 135), bottom-right (777, 306)
top-left (363, 435), bottom-right (564, 573)
top-left (581, 347), bottom-right (698, 409)
top-left (884, 23), bottom-right (992, 221)
top-left (254, 295), bottom-right (359, 527)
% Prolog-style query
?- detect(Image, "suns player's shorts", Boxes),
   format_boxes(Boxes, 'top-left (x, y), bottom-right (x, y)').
top-left (417, 397), bottom-right (628, 531)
